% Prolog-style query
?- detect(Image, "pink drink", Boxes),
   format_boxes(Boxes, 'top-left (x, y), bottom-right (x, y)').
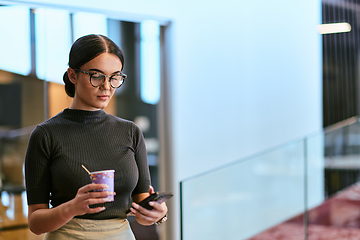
top-left (89, 170), bottom-right (115, 202)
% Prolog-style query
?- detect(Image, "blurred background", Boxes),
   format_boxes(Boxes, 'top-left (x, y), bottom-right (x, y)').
top-left (1, 0), bottom-right (360, 240)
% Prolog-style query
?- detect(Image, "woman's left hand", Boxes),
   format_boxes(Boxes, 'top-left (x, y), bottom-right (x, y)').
top-left (130, 186), bottom-right (168, 226)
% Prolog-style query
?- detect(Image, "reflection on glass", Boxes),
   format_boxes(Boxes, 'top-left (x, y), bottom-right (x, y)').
top-left (306, 120), bottom-right (360, 239)
top-left (35, 8), bottom-right (72, 84)
top-left (0, 6), bottom-right (31, 75)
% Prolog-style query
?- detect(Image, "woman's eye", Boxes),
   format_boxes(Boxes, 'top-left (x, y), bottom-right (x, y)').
top-left (110, 75), bottom-right (122, 81)
top-left (92, 74), bottom-right (103, 80)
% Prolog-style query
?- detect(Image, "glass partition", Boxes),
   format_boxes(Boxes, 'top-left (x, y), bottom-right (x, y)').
top-left (181, 119), bottom-right (360, 239)
top-left (181, 140), bottom-right (310, 240)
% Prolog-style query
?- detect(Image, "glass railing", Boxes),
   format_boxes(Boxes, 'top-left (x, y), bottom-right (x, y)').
top-left (180, 117), bottom-right (360, 240)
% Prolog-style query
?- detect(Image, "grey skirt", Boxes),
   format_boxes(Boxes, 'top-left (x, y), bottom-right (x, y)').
top-left (43, 218), bottom-right (136, 240)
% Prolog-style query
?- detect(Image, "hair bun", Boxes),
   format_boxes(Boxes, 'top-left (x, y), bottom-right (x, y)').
top-left (63, 71), bottom-right (75, 98)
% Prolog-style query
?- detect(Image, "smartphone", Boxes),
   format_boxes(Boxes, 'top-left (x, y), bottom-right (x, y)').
top-left (126, 192), bottom-right (173, 214)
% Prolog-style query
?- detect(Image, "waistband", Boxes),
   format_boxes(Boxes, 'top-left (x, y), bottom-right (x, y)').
top-left (61, 218), bottom-right (128, 232)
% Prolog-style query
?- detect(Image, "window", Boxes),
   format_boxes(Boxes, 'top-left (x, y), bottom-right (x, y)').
top-left (0, 6), bottom-right (31, 75)
top-left (35, 8), bottom-right (72, 84)
top-left (140, 20), bottom-right (161, 105)
top-left (72, 12), bottom-right (108, 40)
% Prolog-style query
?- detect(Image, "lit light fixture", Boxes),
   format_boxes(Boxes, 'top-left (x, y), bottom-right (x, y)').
top-left (317, 22), bottom-right (351, 34)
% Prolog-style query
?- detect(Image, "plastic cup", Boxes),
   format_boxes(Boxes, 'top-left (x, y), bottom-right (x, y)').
top-left (89, 170), bottom-right (115, 202)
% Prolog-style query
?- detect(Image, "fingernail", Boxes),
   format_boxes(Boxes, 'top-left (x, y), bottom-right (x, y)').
top-left (149, 202), bottom-right (154, 206)
top-left (132, 203), bottom-right (139, 208)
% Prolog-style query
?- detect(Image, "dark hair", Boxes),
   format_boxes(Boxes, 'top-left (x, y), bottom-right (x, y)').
top-left (63, 34), bottom-right (125, 97)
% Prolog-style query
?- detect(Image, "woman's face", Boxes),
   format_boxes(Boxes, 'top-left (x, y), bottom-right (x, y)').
top-left (68, 53), bottom-right (123, 111)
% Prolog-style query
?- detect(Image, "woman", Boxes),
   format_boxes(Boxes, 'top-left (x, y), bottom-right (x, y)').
top-left (24, 34), bottom-right (168, 240)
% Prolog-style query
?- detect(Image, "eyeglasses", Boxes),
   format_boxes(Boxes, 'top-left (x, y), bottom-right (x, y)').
top-left (74, 69), bottom-right (127, 88)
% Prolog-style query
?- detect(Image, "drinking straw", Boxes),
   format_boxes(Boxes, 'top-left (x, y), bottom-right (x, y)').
top-left (82, 165), bottom-right (91, 175)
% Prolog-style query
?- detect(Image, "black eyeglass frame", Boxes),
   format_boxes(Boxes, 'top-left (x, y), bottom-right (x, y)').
top-left (74, 68), bottom-right (127, 88)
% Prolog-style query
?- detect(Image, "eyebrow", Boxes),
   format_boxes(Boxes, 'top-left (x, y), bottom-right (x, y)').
top-left (88, 68), bottom-right (121, 75)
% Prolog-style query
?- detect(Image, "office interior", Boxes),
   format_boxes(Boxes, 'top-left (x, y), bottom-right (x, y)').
top-left (1, 0), bottom-right (359, 239)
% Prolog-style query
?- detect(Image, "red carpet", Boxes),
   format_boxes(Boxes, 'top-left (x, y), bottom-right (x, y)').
top-left (249, 182), bottom-right (360, 240)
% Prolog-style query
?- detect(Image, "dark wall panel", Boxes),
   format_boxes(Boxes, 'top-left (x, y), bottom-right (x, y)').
top-left (323, 1), bottom-right (360, 127)
top-left (0, 83), bottom-right (21, 128)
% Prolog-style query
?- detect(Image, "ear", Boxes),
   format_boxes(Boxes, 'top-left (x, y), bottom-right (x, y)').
top-left (67, 68), bottom-right (77, 85)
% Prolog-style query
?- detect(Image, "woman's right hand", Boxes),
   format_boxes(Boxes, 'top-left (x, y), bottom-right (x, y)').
top-left (28, 183), bottom-right (114, 235)
top-left (68, 183), bottom-right (115, 216)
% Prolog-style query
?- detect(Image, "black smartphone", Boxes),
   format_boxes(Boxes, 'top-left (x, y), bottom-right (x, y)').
top-left (126, 192), bottom-right (173, 214)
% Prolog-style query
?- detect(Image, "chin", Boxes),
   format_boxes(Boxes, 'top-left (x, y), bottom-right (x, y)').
top-left (93, 100), bottom-right (109, 108)
top-left (97, 103), bottom-right (109, 109)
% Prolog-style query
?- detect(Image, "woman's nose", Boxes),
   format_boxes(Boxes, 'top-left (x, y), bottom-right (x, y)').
top-left (100, 77), bottom-right (111, 90)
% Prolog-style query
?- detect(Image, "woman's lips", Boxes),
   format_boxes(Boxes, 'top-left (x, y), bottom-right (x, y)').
top-left (97, 95), bottom-right (109, 101)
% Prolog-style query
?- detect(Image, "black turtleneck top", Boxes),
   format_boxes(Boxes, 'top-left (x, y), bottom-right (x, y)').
top-left (25, 109), bottom-right (151, 220)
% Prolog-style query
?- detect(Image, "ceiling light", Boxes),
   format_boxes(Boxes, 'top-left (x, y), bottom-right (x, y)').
top-left (317, 22), bottom-right (351, 34)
